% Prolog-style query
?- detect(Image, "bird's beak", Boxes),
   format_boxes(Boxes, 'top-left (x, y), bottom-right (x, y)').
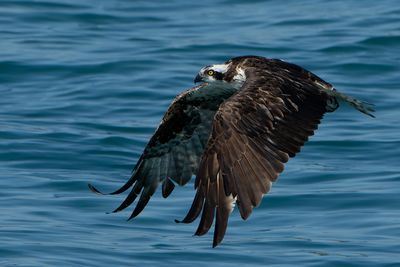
top-left (194, 74), bottom-right (203, 84)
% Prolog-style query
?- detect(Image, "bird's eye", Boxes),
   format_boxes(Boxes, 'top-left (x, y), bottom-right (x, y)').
top-left (207, 70), bottom-right (215, 76)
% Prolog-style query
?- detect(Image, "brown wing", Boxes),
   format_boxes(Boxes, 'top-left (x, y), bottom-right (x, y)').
top-left (178, 67), bottom-right (332, 247)
top-left (89, 84), bottom-right (237, 220)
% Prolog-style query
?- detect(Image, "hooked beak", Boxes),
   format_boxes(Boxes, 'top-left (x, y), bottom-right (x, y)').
top-left (194, 74), bottom-right (203, 84)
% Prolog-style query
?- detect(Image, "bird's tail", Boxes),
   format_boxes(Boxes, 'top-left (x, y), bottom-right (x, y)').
top-left (329, 89), bottom-right (375, 117)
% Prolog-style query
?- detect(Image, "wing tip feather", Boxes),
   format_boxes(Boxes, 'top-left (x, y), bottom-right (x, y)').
top-left (175, 189), bottom-right (205, 224)
top-left (88, 183), bottom-right (104, 195)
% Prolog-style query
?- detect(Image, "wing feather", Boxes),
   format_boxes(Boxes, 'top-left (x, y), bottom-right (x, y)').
top-left (162, 177), bottom-right (175, 198)
top-left (181, 61), bottom-right (333, 247)
top-left (175, 186), bottom-right (205, 224)
top-left (194, 198), bottom-right (215, 236)
top-left (89, 83), bottom-right (237, 218)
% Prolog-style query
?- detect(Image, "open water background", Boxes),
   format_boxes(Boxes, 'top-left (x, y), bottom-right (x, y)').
top-left (1, 0), bottom-right (399, 266)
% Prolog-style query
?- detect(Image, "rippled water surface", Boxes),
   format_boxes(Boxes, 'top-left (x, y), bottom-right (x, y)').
top-left (1, 0), bottom-right (399, 266)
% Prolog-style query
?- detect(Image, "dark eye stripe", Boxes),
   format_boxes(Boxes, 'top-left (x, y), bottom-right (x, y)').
top-left (214, 71), bottom-right (223, 80)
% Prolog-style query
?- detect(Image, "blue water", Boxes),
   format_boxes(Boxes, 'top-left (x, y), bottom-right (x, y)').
top-left (1, 0), bottom-right (399, 266)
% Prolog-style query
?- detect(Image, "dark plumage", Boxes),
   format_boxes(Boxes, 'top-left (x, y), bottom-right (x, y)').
top-left (89, 56), bottom-right (374, 247)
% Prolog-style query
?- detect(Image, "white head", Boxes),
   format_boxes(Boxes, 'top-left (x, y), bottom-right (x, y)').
top-left (194, 61), bottom-right (246, 89)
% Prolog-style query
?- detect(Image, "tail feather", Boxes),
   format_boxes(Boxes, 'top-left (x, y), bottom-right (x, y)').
top-left (330, 90), bottom-right (375, 118)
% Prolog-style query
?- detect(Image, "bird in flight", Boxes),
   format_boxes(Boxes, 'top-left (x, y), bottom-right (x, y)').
top-left (89, 56), bottom-right (374, 247)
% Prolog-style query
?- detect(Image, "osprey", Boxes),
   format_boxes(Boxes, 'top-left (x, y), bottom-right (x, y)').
top-left (89, 56), bottom-right (374, 247)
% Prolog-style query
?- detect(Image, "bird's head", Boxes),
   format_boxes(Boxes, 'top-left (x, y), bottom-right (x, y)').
top-left (194, 59), bottom-right (247, 89)
top-left (194, 63), bottom-right (229, 84)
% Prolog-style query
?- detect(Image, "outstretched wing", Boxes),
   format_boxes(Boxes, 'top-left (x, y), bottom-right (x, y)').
top-left (89, 83), bottom-right (237, 219)
top-left (179, 64), bottom-right (334, 247)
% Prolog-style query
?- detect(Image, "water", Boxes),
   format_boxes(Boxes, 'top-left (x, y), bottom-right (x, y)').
top-left (1, 0), bottom-right (399, 266)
